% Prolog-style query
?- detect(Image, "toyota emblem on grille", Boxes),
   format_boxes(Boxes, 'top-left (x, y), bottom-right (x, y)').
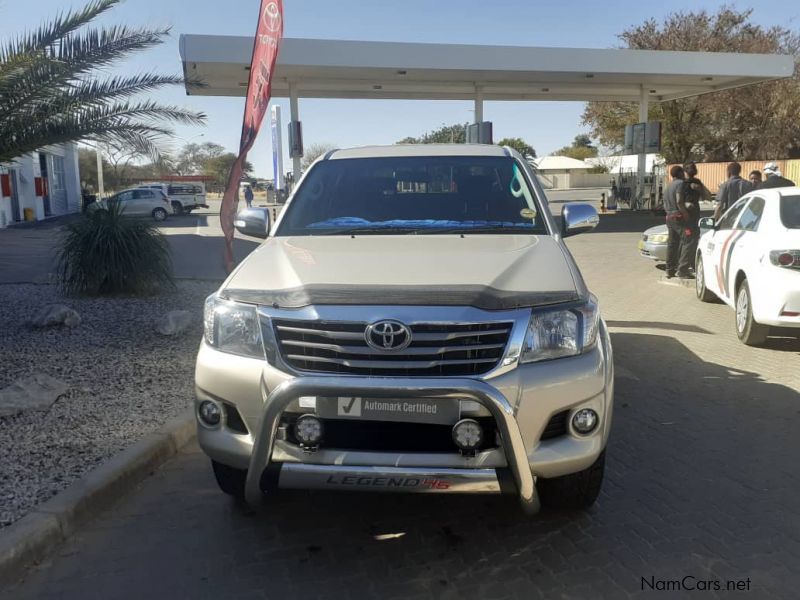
top-left (365, 320), bottom-right (412, 351)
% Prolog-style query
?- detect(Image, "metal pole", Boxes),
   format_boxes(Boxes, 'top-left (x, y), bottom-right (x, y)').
top-left (95, 145), bottom-right (104, 196)
top-left (637, 86), bottom-right (648, 209)
top-left (474, 86), bottom-right (484, 124)
top-left (289, 82), bottom-right (301, 185)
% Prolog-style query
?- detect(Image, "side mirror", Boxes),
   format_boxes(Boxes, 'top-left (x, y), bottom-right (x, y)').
top-left (561, 203), bottom-right (600, 237)
top-left (234, 207), bottom-right (270, 239)
top-left (698, 217), bottom-right (716, 231)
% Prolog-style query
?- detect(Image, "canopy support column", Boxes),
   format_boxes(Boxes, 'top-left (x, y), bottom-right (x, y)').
top-left (637, 86), bottom-right (649, 209)
top-left (474, 86), bottom-right (484, 124)
top-left (289, 82), bottom-right (302, 186)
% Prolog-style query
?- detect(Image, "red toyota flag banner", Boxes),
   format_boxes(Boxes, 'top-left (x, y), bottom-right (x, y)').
top-left (221, 0), bottom-right (284, 273)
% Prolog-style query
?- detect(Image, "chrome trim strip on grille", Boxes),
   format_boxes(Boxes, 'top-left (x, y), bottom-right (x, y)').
top-left (245, 376), bottom-right (539, 513)
top-left (278, 463), bottom-right (502, 494)
top-left (283, 354), bottom-right (500, 369)
top-left (281, 339), bottom-right (507, 355)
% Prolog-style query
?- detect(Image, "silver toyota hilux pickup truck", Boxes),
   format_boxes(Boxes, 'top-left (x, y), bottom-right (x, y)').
top-left (196, 144), bottom-right (613, 514)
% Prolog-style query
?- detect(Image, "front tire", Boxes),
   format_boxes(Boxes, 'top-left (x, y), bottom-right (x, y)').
top-left (212, 460), bottom-right (246, 499)
top-left (152, 207), bottom-right (168, 222)
top-left (736, 279), bottom-right (768, 345)
top-left (695, 255), bottom-right (716, 302)
top-left (538, 450), bottom-right (605, 510)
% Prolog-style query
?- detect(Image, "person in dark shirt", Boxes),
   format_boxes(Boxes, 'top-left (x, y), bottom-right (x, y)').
top-left (681, 162), bottom-right (709, 272)
top-left (663, 165), bottom-right (693, 278)
top-left (715, 162), bottom-right (753, 219)
top-left (759, 162), bottom-right (795, 189)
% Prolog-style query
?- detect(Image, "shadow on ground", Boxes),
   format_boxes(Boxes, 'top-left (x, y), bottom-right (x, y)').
top-left (11, 332), bottom-right (800, 598)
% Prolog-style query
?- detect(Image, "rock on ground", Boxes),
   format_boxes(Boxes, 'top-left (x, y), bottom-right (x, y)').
top-left (0, 373), bottom-right (69, 418)
top-left (155, 310), bottom-right (193, 336)
top-left (0, 280), bottom-right (219, 528)
top-left (30, 304), bottom-right (81, 328)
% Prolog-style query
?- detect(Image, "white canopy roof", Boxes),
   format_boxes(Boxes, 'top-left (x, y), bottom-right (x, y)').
top-left (179, 36), bottom-right (794, 102)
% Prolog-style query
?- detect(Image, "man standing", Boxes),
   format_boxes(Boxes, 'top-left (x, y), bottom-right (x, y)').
top-left (663, 165), bottom-right (693, 279)
top-left (759, 162), bottom-right (795, 189)
top-left (715, 162), bottom-right (752, 219)
top-left (681, 161), bottom-right (708, 270)
top-left (749, 170), bottom-right (762, 187)
top-left (244, 184), bottom-right (254, 208)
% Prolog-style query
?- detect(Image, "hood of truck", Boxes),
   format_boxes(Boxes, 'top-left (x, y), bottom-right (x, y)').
top-left (221, 235), bottom-right (580, 310)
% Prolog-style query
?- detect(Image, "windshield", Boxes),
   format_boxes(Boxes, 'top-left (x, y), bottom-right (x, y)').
top-left (275, 156), bottom-right (547, 236)
top-left (780, 195), bottom-right (800, 229)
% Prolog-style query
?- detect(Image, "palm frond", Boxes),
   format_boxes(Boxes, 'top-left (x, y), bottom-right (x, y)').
top-left (0, 0), bottom-right (206, 164)
top-left (0, 26), bottom-right (170, 117)
top-left (0, 0), bottom-right (120, 74)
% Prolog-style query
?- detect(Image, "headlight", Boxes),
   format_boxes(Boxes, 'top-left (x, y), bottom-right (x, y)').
top-left (204, 295), bottom-right (265, 359)
top-left (650, 234), bottom-right (669, 243)
top-left (520, 297), bottom-right (600, 363)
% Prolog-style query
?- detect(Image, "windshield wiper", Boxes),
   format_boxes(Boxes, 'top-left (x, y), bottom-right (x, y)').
top-left (311, 227), bottom-right (418, 236)
top-left (413, 224), bottom-right (537, 235)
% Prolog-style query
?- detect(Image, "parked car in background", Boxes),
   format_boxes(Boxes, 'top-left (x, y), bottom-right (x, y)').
top-left (138, 182), bottom-right (208, 215)
top-left (639, 221), bottom-right (712, 263)
top-left (88, 187), bottom-right (170, 221)
top-left (196, 144), bottom-right (614, 516)
top-left (695, 188), bottom-right (800, 345)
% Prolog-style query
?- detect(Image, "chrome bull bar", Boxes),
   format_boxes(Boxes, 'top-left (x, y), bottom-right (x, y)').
top-left (245, 375), bottom-right (540, 514)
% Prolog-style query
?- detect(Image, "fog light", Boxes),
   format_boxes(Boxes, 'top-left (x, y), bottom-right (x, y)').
top-left (452, 418), bottom-right (483, 451)
top-left (198, 400), bottom-right (221, 426)
top-left (294, 414), bottom-right (323, 446)
top-left (572, 408), bottom-right (598, 434)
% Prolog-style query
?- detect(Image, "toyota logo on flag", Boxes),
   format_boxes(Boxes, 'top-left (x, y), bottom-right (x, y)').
top-left (262, 2), bottom-right (282, 32)
top-left (365, 320), bottom-right (412, 351)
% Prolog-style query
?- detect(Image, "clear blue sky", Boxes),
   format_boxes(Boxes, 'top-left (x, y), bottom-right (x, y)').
top-left (2, 0), bottom-right (797, 177)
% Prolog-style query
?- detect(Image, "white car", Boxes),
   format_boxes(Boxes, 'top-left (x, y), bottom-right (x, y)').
top-left (138, 182), bottom-right (208, 215)
top-left (695, 188), bottom-right (800, 345)
top-left (89, 187), bottom-right (171, 221)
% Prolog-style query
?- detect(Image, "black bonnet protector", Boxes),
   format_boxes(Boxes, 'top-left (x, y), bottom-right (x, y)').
top-left (220, 285), bottom-right (580, 311)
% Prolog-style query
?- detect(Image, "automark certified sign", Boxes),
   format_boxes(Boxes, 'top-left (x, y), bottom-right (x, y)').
top-left (319, 397), bottom-right (458, 425)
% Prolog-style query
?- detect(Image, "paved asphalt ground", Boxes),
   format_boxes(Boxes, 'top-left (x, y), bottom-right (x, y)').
top-left (3, 190), bottom-right (800, 599)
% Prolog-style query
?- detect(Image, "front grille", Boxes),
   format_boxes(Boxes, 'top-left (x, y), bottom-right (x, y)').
top-left (283, 415), bottom-right (498, 452)
top-left (272, 319), bottom-right (513, 376)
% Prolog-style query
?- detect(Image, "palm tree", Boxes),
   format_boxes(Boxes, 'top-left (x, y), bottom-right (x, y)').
top-left (0, 0), bottom-right (205, 164)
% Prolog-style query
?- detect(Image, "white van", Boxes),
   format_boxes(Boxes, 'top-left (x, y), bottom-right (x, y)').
top-left (138, 182), bottom-right (208, 215)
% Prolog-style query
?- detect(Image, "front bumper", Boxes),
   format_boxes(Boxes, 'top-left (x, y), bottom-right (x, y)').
top-left (639, 238), bottom-right (666, 261)
top-left (246, 376), bottom-right (539, 512)
top-left (195, 317), bottom-right (613, 512)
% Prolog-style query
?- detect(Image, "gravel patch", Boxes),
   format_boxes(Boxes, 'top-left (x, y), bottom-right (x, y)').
top-left (0, 280), bottom-right (220, 529)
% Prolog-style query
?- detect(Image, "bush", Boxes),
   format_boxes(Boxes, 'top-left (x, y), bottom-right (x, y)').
top-left (56, 201), bottom-right (174, 296)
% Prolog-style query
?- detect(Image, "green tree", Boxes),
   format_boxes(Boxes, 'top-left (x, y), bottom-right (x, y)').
top-left (0, 0), bottom-right (204, 164)
top-left (582, 7), bottom-right (800, 162)
top-left (398, 123), bottom-right (468, 144)
top-left (202, 153), bottom-right (253, 187)
top-left (553, 135), bottom-right (599, 160)
top-left (175, 141), bottom-right (225, 175)
top-left (497, 137), bottom-right (536, 158)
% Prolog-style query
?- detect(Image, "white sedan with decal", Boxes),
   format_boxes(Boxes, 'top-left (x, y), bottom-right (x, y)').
top-left (695, 188), bottom-right (800, 345)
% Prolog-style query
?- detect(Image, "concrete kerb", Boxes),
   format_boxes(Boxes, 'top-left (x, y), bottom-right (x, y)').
top-left (0, 410), bottom-right (196, 585)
